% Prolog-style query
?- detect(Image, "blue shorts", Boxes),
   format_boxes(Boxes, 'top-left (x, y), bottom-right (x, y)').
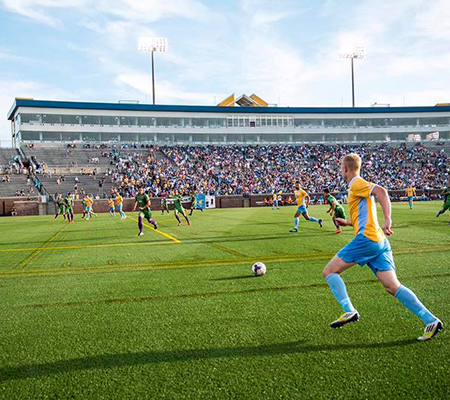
top-left (117, 204), bottom-right (122, 211)
top-left (337, 235), bottom-right (395, 275)
top-left (408, 196), bottom-right (413, 201)
top-left (296, 204), bottom-right (307, 214)
top-left (109, 207), bottom-right (114, 212)
top-left (86, 206), bottom-right (92, 212)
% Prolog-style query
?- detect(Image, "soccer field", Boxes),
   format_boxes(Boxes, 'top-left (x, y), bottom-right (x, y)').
top-left (1, 202), bottom-right (449, 399)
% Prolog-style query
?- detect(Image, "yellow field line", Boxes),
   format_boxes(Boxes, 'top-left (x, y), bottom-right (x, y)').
top-left (16, 223), bottom-right (69, 269)
top-left (130, 217), bottom-right (181, 243)
top-left (0, 240), bottom-right (176, 254)
top-left (1, 244), bottom-right (450, 280)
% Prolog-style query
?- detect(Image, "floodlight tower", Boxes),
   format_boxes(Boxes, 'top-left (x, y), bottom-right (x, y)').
top-left (340, 46), bottom-right (364, 107)
top-left (138, 37), bottom-right (168, 105)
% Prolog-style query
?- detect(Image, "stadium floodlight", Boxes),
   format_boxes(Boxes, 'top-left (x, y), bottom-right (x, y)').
top-left (138, 37), bottom-right (168, 105)
top-left (340, 46), bottom-right (365, 107)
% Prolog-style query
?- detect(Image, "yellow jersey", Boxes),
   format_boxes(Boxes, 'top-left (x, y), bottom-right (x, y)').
top-left (406, 187), bottom-right (416, 197)
top-left (294, 188), bottom-right (308, 206)
top-left (108, 199), bottom-right (114, 208)
top-left (85, 197), bottom-right (93, 207)
top-left (348, 176), bottom-right (385, 243)
top-left (115, 195), bottom-right (123, 205)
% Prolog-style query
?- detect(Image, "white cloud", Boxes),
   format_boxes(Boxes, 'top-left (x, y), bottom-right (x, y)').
top-left (95, 0), bottom-right (211, 23)
top-left (414, 0), bottom-right (450, 41)
top-left (116, 73), bottom-right (218, 104)
top-left (0, 0), bottom-right (212, 29)
top-left (0, 0), bottom-right (88, 28)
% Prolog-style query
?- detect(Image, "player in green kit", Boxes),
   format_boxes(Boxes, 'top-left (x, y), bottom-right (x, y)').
top-left (54, 194), bottom-right (66, 220)
top-left (189, 192), bottom-right (202, 216)
top-left (173, 190), bottom-right (191, 226)
top-left (63, 192), bottom-right (74, 223)
top-left (324, 188), bottom-right (346, 234)
top-left (161, 196), bottom-right (170, 215)
top-left (436, 186), bottom-right (450, 224)
top-left (81, 197), bottom-right (87, 219)
top-left (133, 187), bottom-right (158, 236)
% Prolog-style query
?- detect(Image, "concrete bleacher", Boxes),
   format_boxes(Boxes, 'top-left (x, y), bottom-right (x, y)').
top-left (0, 175), bottom-right (35, 198)
top-left (22, 147), bottom-right (113, 168)
top-left (0, 148), bottom-right (19, 166)
top-left (38, 174), bottom-right (115, 197)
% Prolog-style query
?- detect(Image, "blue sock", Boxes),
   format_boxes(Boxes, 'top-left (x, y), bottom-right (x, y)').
top-left (295, 217), bottom-right (299, 229)
top-left (326, 273), bottom-right (355, 313)
top-left (308, 216), bottom-right (318, 223)
top-left (395, 285), bottom-right (436, 325)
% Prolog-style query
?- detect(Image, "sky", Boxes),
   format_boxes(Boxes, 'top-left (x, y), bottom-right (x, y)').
top-left (0, 0), bottom-right (449, 144)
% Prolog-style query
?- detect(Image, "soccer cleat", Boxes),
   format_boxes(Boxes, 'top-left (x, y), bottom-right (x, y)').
top-left (318, 219), bottom-right (323, 228)
top-left (178, 222), bottom-right (182, 226)
top-left (417, 319), bottom-right (443, 342)
top-left (330, 311), bottom-right (360, 329)
top-left (335, 228), bottom-right (342, 234)
top-left (289, 228), bottom-right (298, 233)
top-left (138, 232), bottom-right (144, 236)
top-left (436, 211), bottom-right (441, 218)
top-left (187, 221), bottom-right (191, 226)
top-left (153, 222), bottom-right (158, 230)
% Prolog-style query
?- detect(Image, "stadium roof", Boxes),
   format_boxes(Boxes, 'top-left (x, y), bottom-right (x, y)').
top-left (8, 98), bottom-right (450, 120)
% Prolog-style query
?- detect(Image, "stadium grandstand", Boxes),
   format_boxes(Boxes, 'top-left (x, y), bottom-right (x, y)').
top-left (1, 98), bottom-right (449, 215)
top-left (7, 98), bottom-right (450, 145)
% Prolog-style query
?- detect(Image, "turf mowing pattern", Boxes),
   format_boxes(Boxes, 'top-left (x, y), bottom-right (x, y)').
top-left (0, 202), bottom-right (449, 399)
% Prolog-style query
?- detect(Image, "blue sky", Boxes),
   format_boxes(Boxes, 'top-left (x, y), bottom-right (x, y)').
top-left (0, 0), bottom-right (449, 143)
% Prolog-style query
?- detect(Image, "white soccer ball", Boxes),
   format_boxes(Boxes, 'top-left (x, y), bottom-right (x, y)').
top-left (252, 262), bottom-right (267, 276)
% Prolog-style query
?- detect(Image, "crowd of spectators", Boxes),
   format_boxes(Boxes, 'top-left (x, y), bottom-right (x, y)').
top-left (101, 143), bottom-right (449, 199)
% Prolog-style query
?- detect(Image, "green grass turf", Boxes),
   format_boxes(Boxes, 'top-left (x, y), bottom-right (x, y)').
top-left (0, 202), bottom-right (449, 399)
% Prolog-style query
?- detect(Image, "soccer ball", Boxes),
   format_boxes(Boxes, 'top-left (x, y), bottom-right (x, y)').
top-left (252, 262), bottom-right (267, 276)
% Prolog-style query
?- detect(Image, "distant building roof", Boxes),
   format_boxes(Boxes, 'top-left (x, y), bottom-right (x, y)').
top-left (8, 98), bottom-right (450, 120)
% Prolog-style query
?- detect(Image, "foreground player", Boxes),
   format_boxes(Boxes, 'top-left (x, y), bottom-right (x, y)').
top-left (173, 191), bottom-right (191, 226)
top-left (323, 188), bottom-right (345, 234)
top-left (54, 194), bottom-right (66, 220)
top-left (406, 184), bottom-right (416, 210)
top-left (115, 192), bottom-right (126, 219)
top-left (133, 187), bottom-right (158, 236)
top-left (289, 182), bottom-right (322, 233)
top-left (323, 154), bottom-right (442, 341)
top-left (436, 186), bottom-right (450, 224)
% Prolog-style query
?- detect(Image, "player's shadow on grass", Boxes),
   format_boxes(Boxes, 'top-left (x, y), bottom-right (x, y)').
top-left (0, 339), bottom-right (418, 382)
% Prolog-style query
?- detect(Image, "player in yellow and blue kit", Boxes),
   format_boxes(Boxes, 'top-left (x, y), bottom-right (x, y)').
top-left (406, 185), bottom-right (416, 209)
top-left (108, 198), bottom-right (115, 217)
top-left (289, 182), bottom-right (322, 233)
top-left (115, 193), bottom-right (126, 219)
top-left (323, 153), bottom-right (442, 341)
top-left (84, 195), bottom-right (96, 220)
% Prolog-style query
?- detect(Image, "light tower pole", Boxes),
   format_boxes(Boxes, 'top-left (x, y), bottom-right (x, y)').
top-left (138, 37), bottom-right (168, 105)
top-left (340, 46), bottom-right (364, 107)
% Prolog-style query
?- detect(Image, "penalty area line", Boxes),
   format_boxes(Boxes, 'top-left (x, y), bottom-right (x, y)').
top-left (130, 217), bottom-right (181, 244)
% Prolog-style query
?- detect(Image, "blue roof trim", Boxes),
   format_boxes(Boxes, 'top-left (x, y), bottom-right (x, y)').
top-left (7, 99), bottom-right (450, 120)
